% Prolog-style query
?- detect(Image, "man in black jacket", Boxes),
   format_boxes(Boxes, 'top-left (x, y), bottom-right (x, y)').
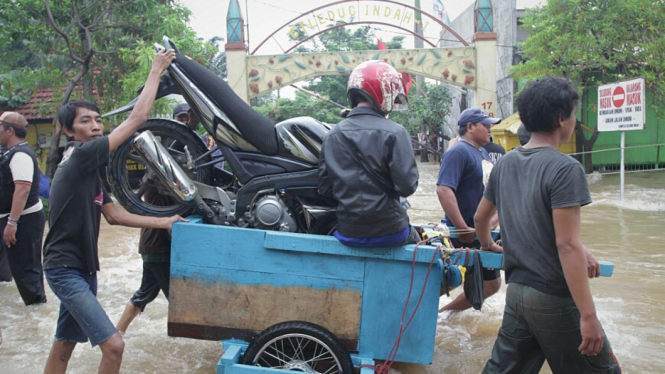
top-left (318, 61), bottom-right (419, 247)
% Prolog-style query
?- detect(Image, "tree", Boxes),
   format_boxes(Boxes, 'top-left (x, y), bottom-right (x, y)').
top-left (253, 91), bottom-right (342, 124)
top-left (206, 36), bottom-right (227, 80)
top-left (0, 1), bottom-right (60, 111)
top-left (254, 24), bottom-right (409, 125)
top-left (0, 0), bottom-right (216, 176)
top-left (511, 0), bottom-right (665, 172)
top-left (391, 82), bottom-right (453, 136)
top-left (306, 25), bottom-right (405, 107)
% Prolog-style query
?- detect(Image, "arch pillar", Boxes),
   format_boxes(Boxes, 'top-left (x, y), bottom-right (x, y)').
top-left (225, 0), bottom-right (250, 103)
top-left (226, 44), bottom-right (250, 103)
top-left (472, 32), bottom-right (497, 116)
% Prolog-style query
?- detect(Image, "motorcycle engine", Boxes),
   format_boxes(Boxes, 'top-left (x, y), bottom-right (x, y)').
top-left (250, 195), bottom-right (297, 232)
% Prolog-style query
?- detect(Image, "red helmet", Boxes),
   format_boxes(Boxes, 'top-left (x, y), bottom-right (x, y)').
top-left (347, 60), bottom-right (408, 116)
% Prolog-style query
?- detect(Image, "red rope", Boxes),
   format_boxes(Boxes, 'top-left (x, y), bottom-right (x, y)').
top-left (359, 241), bottom-right (440, 374)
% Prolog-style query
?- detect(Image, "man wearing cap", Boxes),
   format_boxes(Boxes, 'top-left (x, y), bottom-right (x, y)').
top-left (172, 103), bottom-right (190, 124)
top-left (437, 107), bottom-right (503, 312)
top-left (482, 136), bottom-right (506, 163)
top-left (0, 111), bottom-right (48, 305)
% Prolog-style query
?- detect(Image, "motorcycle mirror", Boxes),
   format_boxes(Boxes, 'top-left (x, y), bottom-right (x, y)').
top-left (339, 109), bottom-right (351, 118)
top-left (162, 35), bottom-right (180, 54)
top-left (101, 96), bottom-right (140, 118)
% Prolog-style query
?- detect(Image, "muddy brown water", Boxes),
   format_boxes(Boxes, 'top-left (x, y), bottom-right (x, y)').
top-left (1, 161), bottom-right (663, 373)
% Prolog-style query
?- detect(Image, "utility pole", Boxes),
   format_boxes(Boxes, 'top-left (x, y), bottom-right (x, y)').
top-left (414, 0), bottom-right (429, 162)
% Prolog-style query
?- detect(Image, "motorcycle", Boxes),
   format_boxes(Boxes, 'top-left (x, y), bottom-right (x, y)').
top-left (103, 36), bottom-right (338, 235)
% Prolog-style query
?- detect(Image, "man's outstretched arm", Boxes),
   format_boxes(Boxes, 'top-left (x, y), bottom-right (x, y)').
top-left (101, 202), bottom-right (186, 232)
top-left (107, 49), bottom-right (176, 151)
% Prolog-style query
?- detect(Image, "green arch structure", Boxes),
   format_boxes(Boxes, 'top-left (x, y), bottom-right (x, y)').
top-left (245, 47), bottom-right (476, 99)
top-left (225, 0), bottom-right (496, 113)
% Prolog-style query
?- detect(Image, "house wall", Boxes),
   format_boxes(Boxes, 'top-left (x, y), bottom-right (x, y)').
top-left (438, 0), bottom-right (517, 139)
top-left (23, 122), bottom-right (58, 172)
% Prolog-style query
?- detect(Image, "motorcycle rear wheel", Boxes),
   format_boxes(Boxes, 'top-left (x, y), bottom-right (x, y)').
top-left (241, 321), bottom-right (354, 374)
top-left (107, 119), bottom-right (213, 217)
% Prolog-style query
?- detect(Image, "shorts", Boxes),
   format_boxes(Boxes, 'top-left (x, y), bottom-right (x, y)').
top-left (45, 267), bottom-right (117, 347)
top-left (130, 261), bottom-right (170, 311)
top-left (450, 237), bottom-right (501, 281)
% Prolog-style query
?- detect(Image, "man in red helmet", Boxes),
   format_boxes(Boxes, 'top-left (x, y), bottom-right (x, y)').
top-left (318, 60), bottom-right (420, 247)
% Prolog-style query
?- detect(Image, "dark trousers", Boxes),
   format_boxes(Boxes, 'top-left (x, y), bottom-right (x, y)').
top-left (0, 210), bottom-right (47, 305)
top-left (130, 261), bottom-right (170, 312)
top-left (483, 283), bottom-right (621, 374)
top-left (0, 240), bottom-right (11, 281)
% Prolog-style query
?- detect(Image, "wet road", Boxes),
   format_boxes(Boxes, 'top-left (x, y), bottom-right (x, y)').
top-left (1, 162), bottom-right (663, 373)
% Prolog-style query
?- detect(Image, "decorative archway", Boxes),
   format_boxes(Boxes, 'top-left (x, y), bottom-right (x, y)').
top-left (245, 47), bottom-right (476, 98)
top-left (225, 0), bottom-right (497, 116)
top-left (250, 0), bottom-right (469, 55)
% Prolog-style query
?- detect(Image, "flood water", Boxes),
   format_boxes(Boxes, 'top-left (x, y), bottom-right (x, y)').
top-left (1, 161), bottom-right (663, 373)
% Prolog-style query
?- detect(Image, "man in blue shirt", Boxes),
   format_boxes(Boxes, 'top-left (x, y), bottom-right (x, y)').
top-left (437, 107), bottom-right (502, 312)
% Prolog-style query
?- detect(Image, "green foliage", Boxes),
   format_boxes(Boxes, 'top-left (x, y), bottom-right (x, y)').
top-left (0, 0), bottom-right (60, 111)
top-left (258, 24), bottom-right (413, 125)
top-left (206, 36), bottom-right (227, 80)
top-left (305, 25), bottom-right (406, 106)
top-left (391, 82), bottom-right (454, 134)
top-left (511, 0), bottom-right (665, 116)
top-left (0, 0), bottom-right (217, 117)
top-left (253, 92), bottom-right (343, 125)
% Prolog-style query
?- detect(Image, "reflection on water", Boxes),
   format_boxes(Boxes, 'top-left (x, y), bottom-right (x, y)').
top-left (1, 162), bottom-right (664, 373)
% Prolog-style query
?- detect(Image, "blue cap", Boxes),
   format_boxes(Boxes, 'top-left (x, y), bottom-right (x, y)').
top-left (172, 103), bottom-right (190, 119)
top-left (458, 107), bottom-right (502, 127)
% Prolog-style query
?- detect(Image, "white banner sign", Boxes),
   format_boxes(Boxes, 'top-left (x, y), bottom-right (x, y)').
top-left (597, 78), bottom-right (645, 132)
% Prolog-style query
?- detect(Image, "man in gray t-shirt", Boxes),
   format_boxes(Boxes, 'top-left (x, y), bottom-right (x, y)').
top-left (474, 77), bottom-right (621, 373)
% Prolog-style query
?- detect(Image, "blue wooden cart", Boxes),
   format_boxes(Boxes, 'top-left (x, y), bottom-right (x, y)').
top-left (168, 218), bottom-right (613, 374)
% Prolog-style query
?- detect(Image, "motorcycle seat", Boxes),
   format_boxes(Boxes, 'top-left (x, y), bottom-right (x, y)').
top-left (175, 53), bottom-right (279, 155)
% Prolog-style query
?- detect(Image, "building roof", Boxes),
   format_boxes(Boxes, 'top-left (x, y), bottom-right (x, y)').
top-left (3, 70), bottom-right (103, 123)
top-left (491, 112), bottom-right (522, 135)
top-left (5, 89), bottom-right (57, 122)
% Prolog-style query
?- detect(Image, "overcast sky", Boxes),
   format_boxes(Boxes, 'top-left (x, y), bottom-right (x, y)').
top-left (180, 0), bottom-right (544, 54)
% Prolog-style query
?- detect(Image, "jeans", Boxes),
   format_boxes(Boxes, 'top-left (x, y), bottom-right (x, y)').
top-left (46, 267), bottom-right (118, 347)
top-left (483, 282), bottom-right (621, 374)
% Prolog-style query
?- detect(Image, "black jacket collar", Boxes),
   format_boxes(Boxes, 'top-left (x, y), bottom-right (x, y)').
top-left (346, 106), bottom-right (385, 119)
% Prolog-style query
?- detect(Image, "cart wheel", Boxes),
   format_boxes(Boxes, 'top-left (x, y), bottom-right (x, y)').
top-left (242, 321), bottom-right (354, 374)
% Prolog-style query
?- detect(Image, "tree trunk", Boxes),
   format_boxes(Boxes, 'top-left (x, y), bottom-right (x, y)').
top-left (576, 123), bottom-right (600, 174)
top-left (419, 124), bottom-right (429, 162)
top-left (45, 64), bottom-right (90, 177)
top-left (583, 151), bottom-right (594, 174)
top-left (420, 142), bottom-right (429, 162)
top-left (574, 121), bottom-right (584, 164)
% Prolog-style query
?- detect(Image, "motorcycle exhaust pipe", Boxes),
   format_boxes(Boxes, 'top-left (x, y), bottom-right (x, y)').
top-left (132, 131), bottom-right (223, 225)
top-left (133, 130), bottom-right (198, 202)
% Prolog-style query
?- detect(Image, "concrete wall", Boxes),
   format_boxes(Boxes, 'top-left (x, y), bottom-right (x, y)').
top-left (439, 0), bottom-right (517, 134)
top-left (494, 0), bottom-right (517, 119)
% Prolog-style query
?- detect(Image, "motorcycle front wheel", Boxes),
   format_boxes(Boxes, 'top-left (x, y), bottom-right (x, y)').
top-left (107, 119), bottom-right (213, 217)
